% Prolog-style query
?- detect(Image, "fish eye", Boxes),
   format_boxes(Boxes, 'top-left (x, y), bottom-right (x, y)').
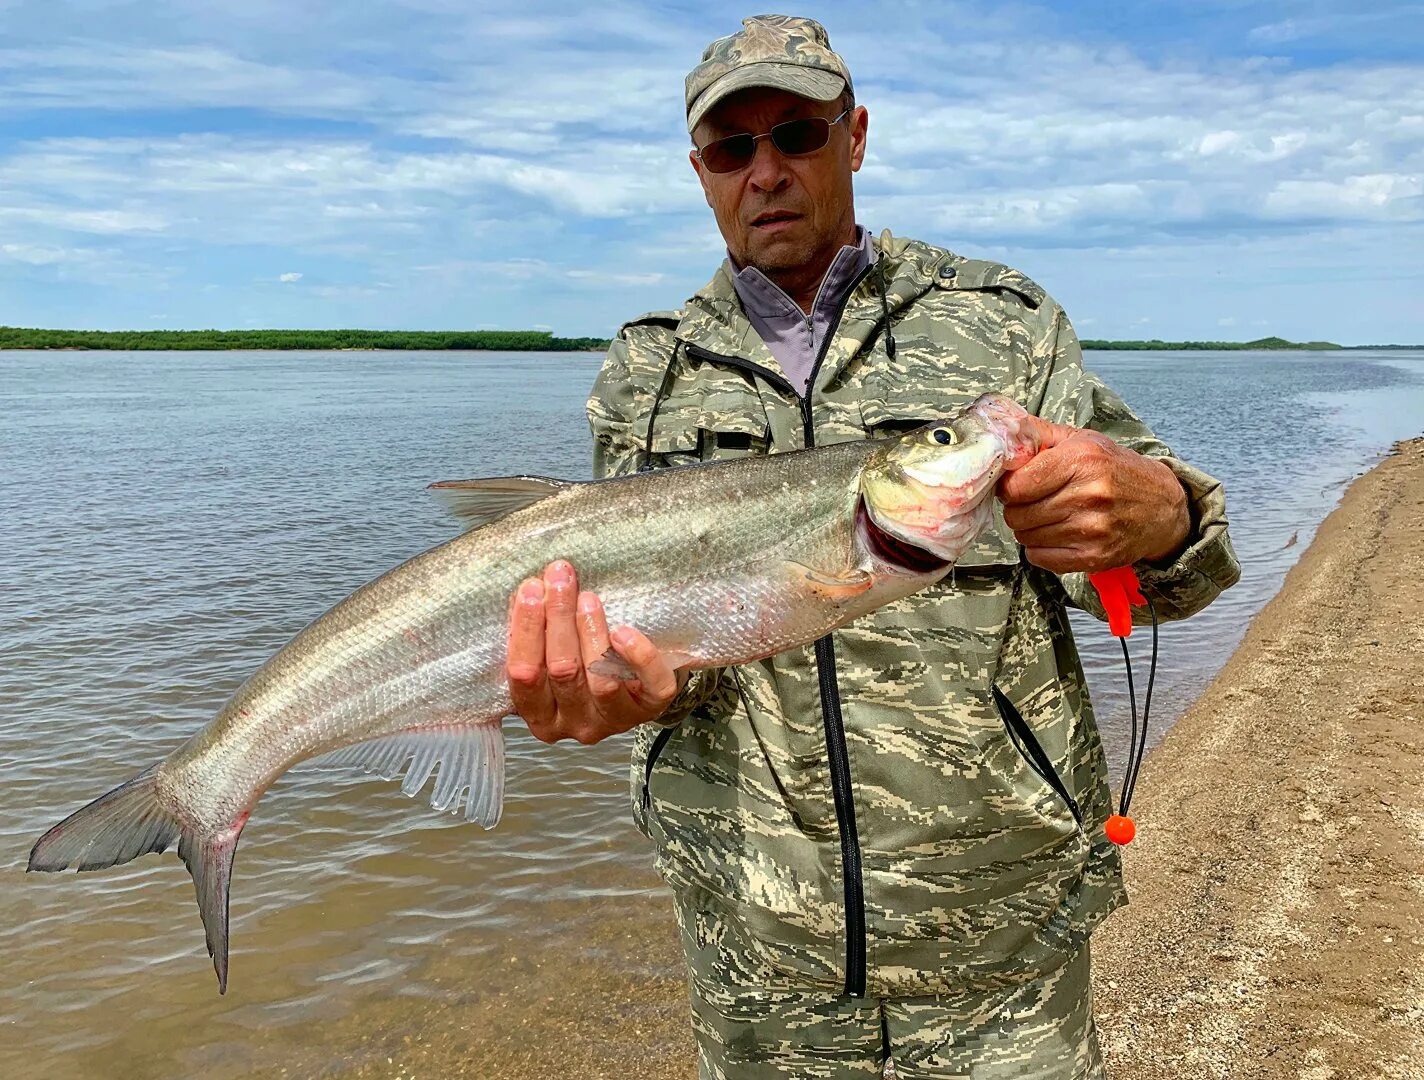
top-left (931, 427), bottom-right (958, 445)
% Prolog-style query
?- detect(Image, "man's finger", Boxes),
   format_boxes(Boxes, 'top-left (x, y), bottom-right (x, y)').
top-left (998, 443), bottom-right (1077, 505)
top-left (1021, 545), bottom-right (1087, 575)
top-left (576, 590), bottom-right (627, 702)
top-left (507, 577), bottom-right (556, 725)
top-left (609, 625), bottom-right (679, 706)
top-left (1001, 495), bottom-right (1074, 534)
top-left (543, 560), bottom-right (593, 711)
top-left (1019, 414), bottom-right (1080, 451)
top-left (1023, 544), bottom-right (1121, 576)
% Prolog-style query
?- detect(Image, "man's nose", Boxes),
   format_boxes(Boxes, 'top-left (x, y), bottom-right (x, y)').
top-left (746, 135), bottom-right (791, 193)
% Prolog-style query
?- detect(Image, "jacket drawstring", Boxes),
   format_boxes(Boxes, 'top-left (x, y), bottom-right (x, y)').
top-left (876, 254), bottom-right (898, 363)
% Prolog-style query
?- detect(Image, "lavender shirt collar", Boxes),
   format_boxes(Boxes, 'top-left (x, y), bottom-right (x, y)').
top-left (727, 226), bottom-right (876, 397)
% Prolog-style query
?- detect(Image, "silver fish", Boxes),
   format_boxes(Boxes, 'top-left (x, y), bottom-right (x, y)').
top-left (28, 392), bottom-right (1046, 990)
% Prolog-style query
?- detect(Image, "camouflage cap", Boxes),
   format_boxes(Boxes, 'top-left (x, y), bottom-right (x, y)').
top-left (686, 15), bottom-right (852, 134)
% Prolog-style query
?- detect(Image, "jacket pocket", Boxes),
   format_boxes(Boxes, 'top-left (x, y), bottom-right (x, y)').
top-left (991, 684), bottom-right (1082, 826)
top-left (645, 367), bottom-right (773, 464)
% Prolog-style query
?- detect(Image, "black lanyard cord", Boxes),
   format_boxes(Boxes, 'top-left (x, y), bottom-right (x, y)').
top-left (1116, 596), bottom-right (1159, 817)
top-left (875, 255), bottom-right (898, 362)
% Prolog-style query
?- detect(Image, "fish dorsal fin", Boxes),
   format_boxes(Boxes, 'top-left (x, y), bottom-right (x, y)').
top-left (427, 475), bottom-right (575, 531)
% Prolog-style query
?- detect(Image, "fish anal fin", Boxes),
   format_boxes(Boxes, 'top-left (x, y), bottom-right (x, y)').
top-left (588, 650), bottom-right (638, 681)
top-left (321, 720), bottom-right (506, 828)
top-left (427, 476), bottom-right (575, 531)
top-left (788, 562), bottom-right (874, 601)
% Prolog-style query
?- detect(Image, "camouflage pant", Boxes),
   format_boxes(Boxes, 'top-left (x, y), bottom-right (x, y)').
top-left (675, 894), bottom-right (1106, 1080)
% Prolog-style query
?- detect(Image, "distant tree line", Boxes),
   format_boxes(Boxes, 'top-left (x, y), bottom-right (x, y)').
top-left (1079, 335), bottom-right (1342, 351)
top-left (0, 327), bottom-right (613, 351)
top-left (7, 328), bottom-right (1402, 353)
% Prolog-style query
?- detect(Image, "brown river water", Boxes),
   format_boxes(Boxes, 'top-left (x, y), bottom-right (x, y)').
top-left (2, 348), bottom-right (1422, 1076)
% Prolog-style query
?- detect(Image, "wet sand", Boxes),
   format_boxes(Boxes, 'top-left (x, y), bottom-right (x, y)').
top-left (1093, 440), bottom-right (1424, 1078)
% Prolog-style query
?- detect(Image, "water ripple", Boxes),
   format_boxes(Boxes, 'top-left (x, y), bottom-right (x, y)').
top-left (1, 347), bottom-right (1421, 1075)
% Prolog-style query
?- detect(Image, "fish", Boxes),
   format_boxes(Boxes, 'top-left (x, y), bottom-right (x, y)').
top-left (27, 392), bottom-right (1050, 991)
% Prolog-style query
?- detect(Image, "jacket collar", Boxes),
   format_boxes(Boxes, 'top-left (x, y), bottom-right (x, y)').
top-left (729, 225), bottom-right (874, 325)
top-left (675, 230), bottom-right (954, 396)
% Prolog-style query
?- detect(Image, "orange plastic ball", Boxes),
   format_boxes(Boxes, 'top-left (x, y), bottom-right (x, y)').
top-left (1105, 814), bottom-right (1136, 845)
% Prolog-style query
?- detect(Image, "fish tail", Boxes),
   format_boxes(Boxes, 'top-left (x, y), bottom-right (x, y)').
top-left (27, 765), bottom-right (245, 993)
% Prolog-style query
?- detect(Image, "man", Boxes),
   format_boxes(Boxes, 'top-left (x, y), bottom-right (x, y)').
top-left (506, 15), bottom-right (1239, 1079)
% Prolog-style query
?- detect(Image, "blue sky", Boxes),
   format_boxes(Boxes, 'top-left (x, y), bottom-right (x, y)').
top-left (1, 1), bottom-right (1420, 342)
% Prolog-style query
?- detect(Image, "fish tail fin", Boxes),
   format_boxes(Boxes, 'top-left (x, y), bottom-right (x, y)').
top-left (176, 825), bottom-right (242, 993)
top-left (27, 765), bottom-right (179, 873)
top-left (28, 765), bottom-right (245, 993)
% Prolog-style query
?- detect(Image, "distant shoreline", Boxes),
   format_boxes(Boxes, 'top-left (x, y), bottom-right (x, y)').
top-left (1, 328), bottom-right (1419, 352)
top-left (0, 328), bottom-right (610, 352)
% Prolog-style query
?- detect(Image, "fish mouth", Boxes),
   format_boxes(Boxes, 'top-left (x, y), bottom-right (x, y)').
top-left (900, 450), bottom-right (1005, 512)
top-left (856, 500), bottom-right (949, 575)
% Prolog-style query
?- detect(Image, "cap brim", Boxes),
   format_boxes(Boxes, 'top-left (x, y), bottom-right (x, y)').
top-left (687, 63), bottom-right (846, 133)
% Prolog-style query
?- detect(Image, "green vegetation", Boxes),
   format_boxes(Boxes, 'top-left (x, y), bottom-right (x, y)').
top-left (3, 328), bottom-right (1414, 353)
top-left (1078, 336), bottom-right (1343, 351)
top-left (0, 327), bottom-right (612, 351)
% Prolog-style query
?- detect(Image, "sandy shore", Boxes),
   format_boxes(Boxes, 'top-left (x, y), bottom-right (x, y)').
top-left (1092, 437), bottom-right (1424, 1078)
top-left (324, 439), bottom-right (1424, 1080)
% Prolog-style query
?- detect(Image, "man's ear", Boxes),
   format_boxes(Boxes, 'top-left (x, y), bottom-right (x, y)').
top-left (849, 106), bottom-right (869, 173)
top-left (689, 149), bottom-right (714, 209)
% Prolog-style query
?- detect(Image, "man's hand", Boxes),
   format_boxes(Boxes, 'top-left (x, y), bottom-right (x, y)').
top-left (997, 421), bottom-right (1190, 575)
top-left (506, 560), bottom-right (688, 745)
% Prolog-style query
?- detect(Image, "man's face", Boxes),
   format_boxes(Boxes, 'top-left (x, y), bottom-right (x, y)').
top-left (690, 87), bottom-right (868, 275)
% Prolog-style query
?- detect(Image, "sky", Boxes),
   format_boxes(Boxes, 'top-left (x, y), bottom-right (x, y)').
top-left (1, 0), bottom-right (1421, 343)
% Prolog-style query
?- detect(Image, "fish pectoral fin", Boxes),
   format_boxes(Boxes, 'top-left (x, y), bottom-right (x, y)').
top-left (320, 720), bottom-right (506, 828)
top-left (427, 475), bottom-right (577, 531)
top-left (588, 647), bottom-right (697, 681)
top-left (588, 650), bottom-right (638, 681)
top-left (789, 562), bottom-right (875, 600)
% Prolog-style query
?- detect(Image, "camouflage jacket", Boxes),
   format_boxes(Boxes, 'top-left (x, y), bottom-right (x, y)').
top-left (586, 231), bottom-right (1240, 998)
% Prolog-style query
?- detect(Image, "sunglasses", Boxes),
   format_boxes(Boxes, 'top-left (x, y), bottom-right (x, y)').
top-left (694, 108), bottom-right (852, 174)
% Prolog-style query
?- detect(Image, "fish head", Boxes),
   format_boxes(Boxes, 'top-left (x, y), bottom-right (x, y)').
top-left (859, 393), bottom-right (1036, 563)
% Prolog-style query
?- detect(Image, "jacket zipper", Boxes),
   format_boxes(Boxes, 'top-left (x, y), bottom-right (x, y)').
top-left (800, 262), bottom-right (875, 998)
top-left (688, 262), bottom-right (878, 997)
top-left (683, 344), bottom-right (797, 399)
top-left (990, 685), bottom-right (1082, 825)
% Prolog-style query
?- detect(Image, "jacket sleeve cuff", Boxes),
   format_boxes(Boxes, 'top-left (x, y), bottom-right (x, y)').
top-left (1058, 456), bottom-right (1241, 625)
top-left (1129, 456), bottom-right (1242, 618)
top-left (649, 667), bottom-right (727, 728)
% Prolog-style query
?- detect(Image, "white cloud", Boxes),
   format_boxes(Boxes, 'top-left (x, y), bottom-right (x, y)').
top-left (1249, 19), bottom-right (1305, 44)
top-left (278, 271), bottom-right (303, 282)
top-left (0, 44), bottom-right (382, 115)
top-left (0, 1), bottom-right (1419, 339)
top-left (0, 204), bottom-right (168, 235)
top-left (1263, 173), bottom-right (1424, 219)
top-left (1, 242), bottom-right (96, 266)
top-left (566, 268), bottom-right (666, 286)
